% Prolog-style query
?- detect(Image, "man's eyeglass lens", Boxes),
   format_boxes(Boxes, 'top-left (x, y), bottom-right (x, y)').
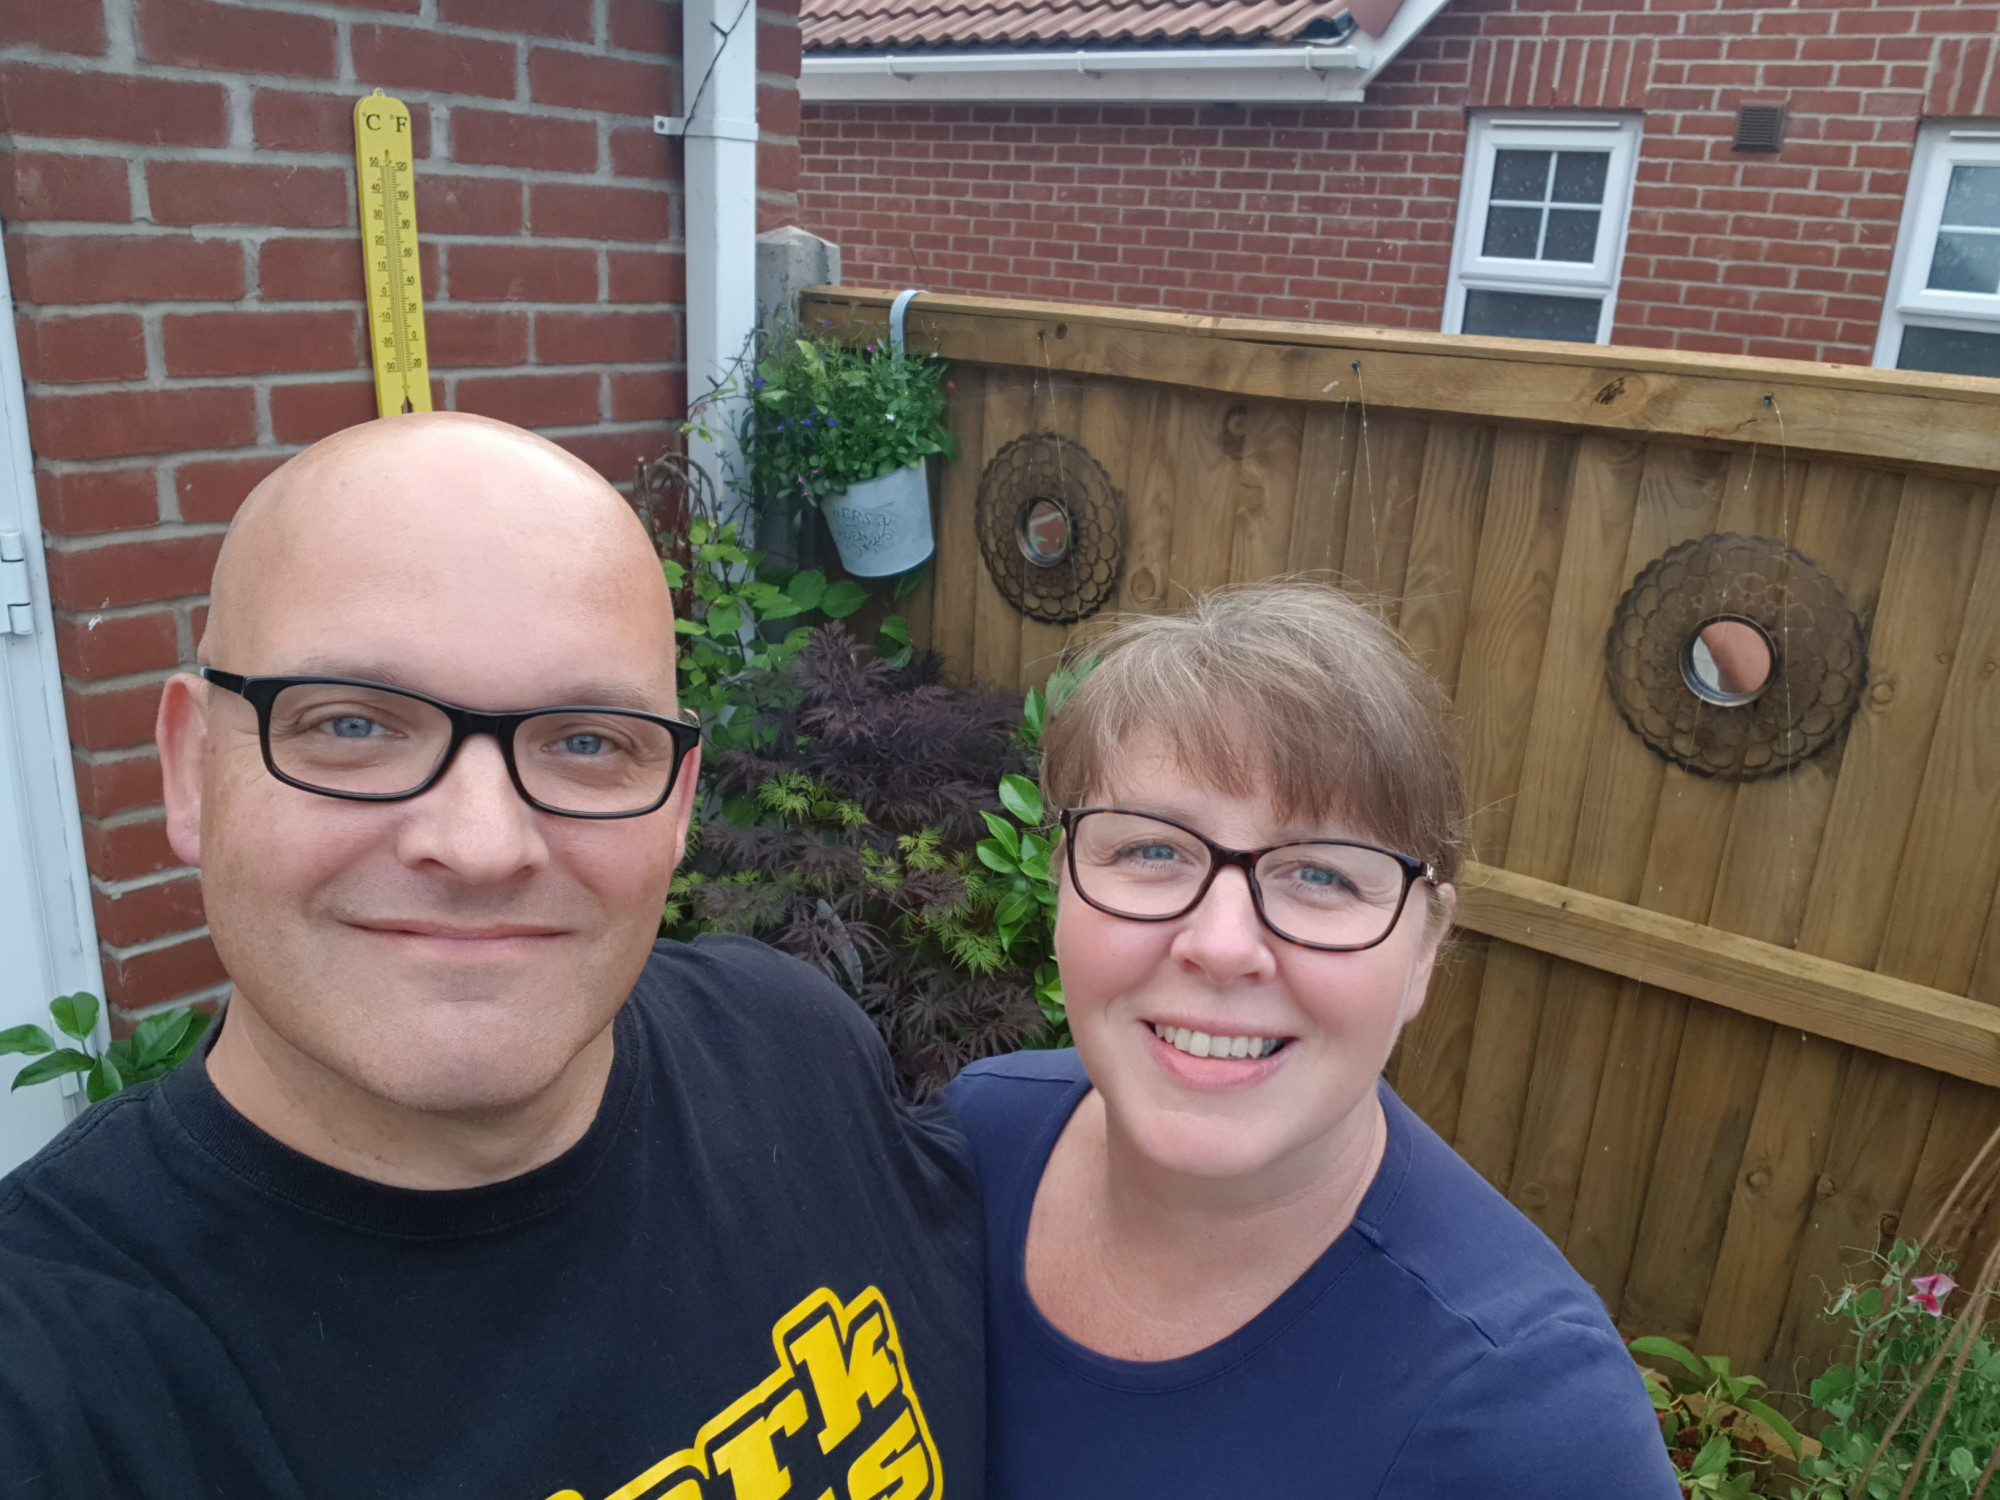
top-left (266, 682), bottom-right (684, 816)
top-left (1069, 811), bottom-right (1410, 948)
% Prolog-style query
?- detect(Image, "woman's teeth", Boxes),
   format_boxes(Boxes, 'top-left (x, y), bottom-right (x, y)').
top-left (1151, 1024), bottom-right (1284, 1061)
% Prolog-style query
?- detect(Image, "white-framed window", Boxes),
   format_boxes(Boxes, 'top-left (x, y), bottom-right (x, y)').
top-left (1444, 114), bottom-right (1643, 345)
top-left (1876, 123), bottom-right (2000, 380)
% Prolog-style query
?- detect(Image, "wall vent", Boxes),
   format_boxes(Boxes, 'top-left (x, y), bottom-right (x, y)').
top-left (1734, 104), bottom-right (1788, 153)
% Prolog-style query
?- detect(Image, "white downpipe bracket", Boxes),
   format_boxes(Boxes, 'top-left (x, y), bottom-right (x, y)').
top-left (680, 0), bottom-right (759, 530)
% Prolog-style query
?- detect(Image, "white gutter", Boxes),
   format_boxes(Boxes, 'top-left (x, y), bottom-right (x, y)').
top-left (803, 44), bottom-right (1367, 104)
top-left (670, 0), bottom-right (759, 506)
top-left (801, 0), bottom-right (1454, 105)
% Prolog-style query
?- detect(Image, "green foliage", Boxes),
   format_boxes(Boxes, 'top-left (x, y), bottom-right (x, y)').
top-left (1634, 1335), bottom-right (1805, 1498)
top-left (1785, 1242), bottom-right (2000, 1499)
top-left (749, 335), bottom-right (956, 507)
top-left (2, 993), bottom-right (209, 1106)
top-left (666, 514), bottom-right (869, 762)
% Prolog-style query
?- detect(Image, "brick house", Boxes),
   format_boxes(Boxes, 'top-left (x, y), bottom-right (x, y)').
top-left (0, 0), bottom-right (802, 1168)
top-left (795, 0), bottom-right (2000, 375)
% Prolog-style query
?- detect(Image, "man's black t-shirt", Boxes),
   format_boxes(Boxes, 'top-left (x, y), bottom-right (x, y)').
top-left (0, 936), bottom-right (982, 1500)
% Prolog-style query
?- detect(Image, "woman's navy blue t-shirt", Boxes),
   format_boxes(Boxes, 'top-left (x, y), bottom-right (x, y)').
top-left (948, 1048), bottom-right (1680, 1499)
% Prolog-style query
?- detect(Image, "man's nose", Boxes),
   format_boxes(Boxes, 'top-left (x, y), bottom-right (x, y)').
top-left (393, 733), bottom-right (550, 881)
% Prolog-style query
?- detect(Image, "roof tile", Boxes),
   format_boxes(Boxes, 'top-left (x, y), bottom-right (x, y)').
top-left (802, 0), bottom-right (1367, 52)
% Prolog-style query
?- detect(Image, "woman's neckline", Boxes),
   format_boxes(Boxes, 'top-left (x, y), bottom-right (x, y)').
top-left (1001, 1062), bottom-right (1411, 1392)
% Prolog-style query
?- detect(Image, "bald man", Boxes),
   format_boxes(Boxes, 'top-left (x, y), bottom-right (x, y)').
top-left (0, 415), bottom-right (982, 1500)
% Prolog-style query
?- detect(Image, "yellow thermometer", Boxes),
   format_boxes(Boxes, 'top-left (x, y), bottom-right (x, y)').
top-left (354, 91), bottom-right (432, 416)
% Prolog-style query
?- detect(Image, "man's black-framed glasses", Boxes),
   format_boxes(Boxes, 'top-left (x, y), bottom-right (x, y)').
top-left (201, 669), bottom-right (701, 821)
top-left (1059, 807), bottom-right (1437, 953)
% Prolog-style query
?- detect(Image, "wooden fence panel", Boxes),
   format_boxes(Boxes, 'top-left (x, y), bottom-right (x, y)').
top-left (804, 288), bottom-right (2000, 1378)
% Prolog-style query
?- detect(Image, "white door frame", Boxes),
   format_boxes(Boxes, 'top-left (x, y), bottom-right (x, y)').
top-left (0, 239), bottom-right (105, 1174)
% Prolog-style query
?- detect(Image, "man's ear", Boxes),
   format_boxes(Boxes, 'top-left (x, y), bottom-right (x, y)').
top-left (156, 673), bottom-right (208, 869)
top-left (663, 744), bottom-right (702, 867)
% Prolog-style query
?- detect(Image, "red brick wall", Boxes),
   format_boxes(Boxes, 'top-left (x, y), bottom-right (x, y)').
top-left (2, 0), bottom-right (798, 1022)
top-left (798, 0), bottom-right (2000, 363)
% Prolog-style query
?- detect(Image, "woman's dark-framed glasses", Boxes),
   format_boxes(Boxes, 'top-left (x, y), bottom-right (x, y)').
top-left (1059, 806), bottom-right (1436, 953)
top-left (200, 669), bottom-right (701, 820)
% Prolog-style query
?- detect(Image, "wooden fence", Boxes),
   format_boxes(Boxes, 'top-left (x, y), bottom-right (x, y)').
top-left (804, 286), bottom-right (2000, 1382)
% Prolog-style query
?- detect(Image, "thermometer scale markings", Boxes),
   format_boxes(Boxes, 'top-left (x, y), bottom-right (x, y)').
top-left (354, 91), bottom-right (432, 416)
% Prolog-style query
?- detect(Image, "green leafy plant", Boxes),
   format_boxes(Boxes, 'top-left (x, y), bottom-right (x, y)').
top-left (0, 994), bottom-right (209, 1105)
top-left (973, 771), bottom-right (1064, 1044)
top-left (749, 335), bottom-right (955, 511)
top-left (1633, 1335), bottom-right (1806, 1498)
top-left (1787, 1242), bottom-right (2000, 1499)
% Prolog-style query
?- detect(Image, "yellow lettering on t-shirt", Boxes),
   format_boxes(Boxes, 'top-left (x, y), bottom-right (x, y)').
top-left (552, 1286), bottom-right (942, 1500)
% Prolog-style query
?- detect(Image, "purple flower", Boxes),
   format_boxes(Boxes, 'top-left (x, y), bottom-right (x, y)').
top-left (753, 377), bottom-right (766, 389)
top-left (827, 417), bottom-right (839, 427)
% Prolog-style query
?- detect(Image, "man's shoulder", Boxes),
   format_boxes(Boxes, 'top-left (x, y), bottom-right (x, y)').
top-left (0, 1085), bottom-right (170, 1253)
top-left (629, 935), bottom-right (902, 1098)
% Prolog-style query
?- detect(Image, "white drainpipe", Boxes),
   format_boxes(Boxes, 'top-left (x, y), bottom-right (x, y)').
top-left (665, 0), bottom-right (760, 511)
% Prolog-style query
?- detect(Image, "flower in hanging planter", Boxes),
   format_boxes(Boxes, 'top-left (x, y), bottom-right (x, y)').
top-left (748, 333), bottom-right (956, 505)
top-left (1909, 1272), bottom-right (1957, 1315)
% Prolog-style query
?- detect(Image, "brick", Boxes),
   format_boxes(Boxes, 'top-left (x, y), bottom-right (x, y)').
top-left (609, 124), bottom-right (676, 178)
top-left (38, 468), bottom-right (160, 535)
top-left (449, 243), bottom-right (599, 303)
top-left (528, 48), bottom-right (676, 115)
top-left (66, 678), bottom-right (171, 750)
top-left (0, 150), bottom-right (128, 221)
top-left (174, 454), bottom-right (286, 525)
top-left (607, 367), bottom-right (686, 423)
top-left (760, 83), bottom-right (801, 140)
top-left (556, 425), bottom-right (677, 481)
top-left (47, 533), bottom-right (225, 612)
top-left (416, 172), bottom-right (522, 236)
top-left (529, 181), bottom-right (675, 241)
top-left (147, 161), bottom-right (350, 230)
top-left (136, 0), bottom-right (337, 77)
top-left (452, 108), bottom-right (598, 172)
top-left (94, 873), bottom-right (204, 950)
top-left (606, 248), bottom-right (685, 303)
top-left (103, 931), bottom-right (227, 1012)
top-left (426, 309), bottom-right (530, 368)
top-left (254, 88), bottom-right (432, 155)
top-left (9, 233), bottom-right (245, 305)
top-left (0, 0), bottom-right (108, 54)
top-left (436, 0), bottom-right (592, 39)
top-left (609, 0), bottom-right (677, 55)
top-left (84, 814), bottom-right (184, 887)
top-left (0, 65), bottom-right (229, 147)
top-left (535, 310), bottom-right (679, 365)
top-left (30, 388), bottom-right (257, 462)
top-left (16, 312), bottom-right (147, 384)
top-left (162, 310), bottom-right (362, 378)
top-left (455, 371), bottom-right (604, 427)
top-left (70, 751), bottom-right (166, 821)
top-left (760, 18), bottom-right (801, 78)
top-left (57, 610), bottom-right (180, 683)
top-left (298, 0), bottom-right (418, 9)
top-left (267, 379), bottom-right (379, 444)
top-left (351, 24), bottom-right (520, 101)
top-left (259, 237), bottom-right (361, 302)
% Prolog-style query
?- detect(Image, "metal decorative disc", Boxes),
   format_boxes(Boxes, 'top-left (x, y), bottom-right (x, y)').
top-left (1605, 533), bottom-right (1867, 781)
top-left (976, 432), bottom-right (1122, 623)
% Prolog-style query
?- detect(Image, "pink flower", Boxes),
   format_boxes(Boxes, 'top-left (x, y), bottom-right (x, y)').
top-left (1909, 1273), bottom-right (1958, 1316)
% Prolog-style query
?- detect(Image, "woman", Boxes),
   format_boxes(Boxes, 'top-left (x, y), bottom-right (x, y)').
top-left (950, 582), bottom-right (1679, 1497)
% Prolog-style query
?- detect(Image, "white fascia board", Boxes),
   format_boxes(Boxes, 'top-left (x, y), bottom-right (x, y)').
top-left (801, 46), bottom-right (1368, 105)
top-left (800, 0), bottom-right (1454, 105)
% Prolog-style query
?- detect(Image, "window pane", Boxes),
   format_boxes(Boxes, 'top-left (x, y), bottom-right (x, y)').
top-left (1491, 148), bottom-right (1551, 201)
top-left (1552, 151), bottom-right (1610, 205)
top-left (1542, 208), bottom-right (1601, 262)
top-left (1941, 164), bottom-right (2000, 229)
top-left (1926, 230), bottom-right (2000, 295)
top-left (1462, 288), bottom-right (1604, 343)
top-left (1896, 323), bottom-right (2000, 379)
top-left (1482, 205), bottom-right (1543, 258)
